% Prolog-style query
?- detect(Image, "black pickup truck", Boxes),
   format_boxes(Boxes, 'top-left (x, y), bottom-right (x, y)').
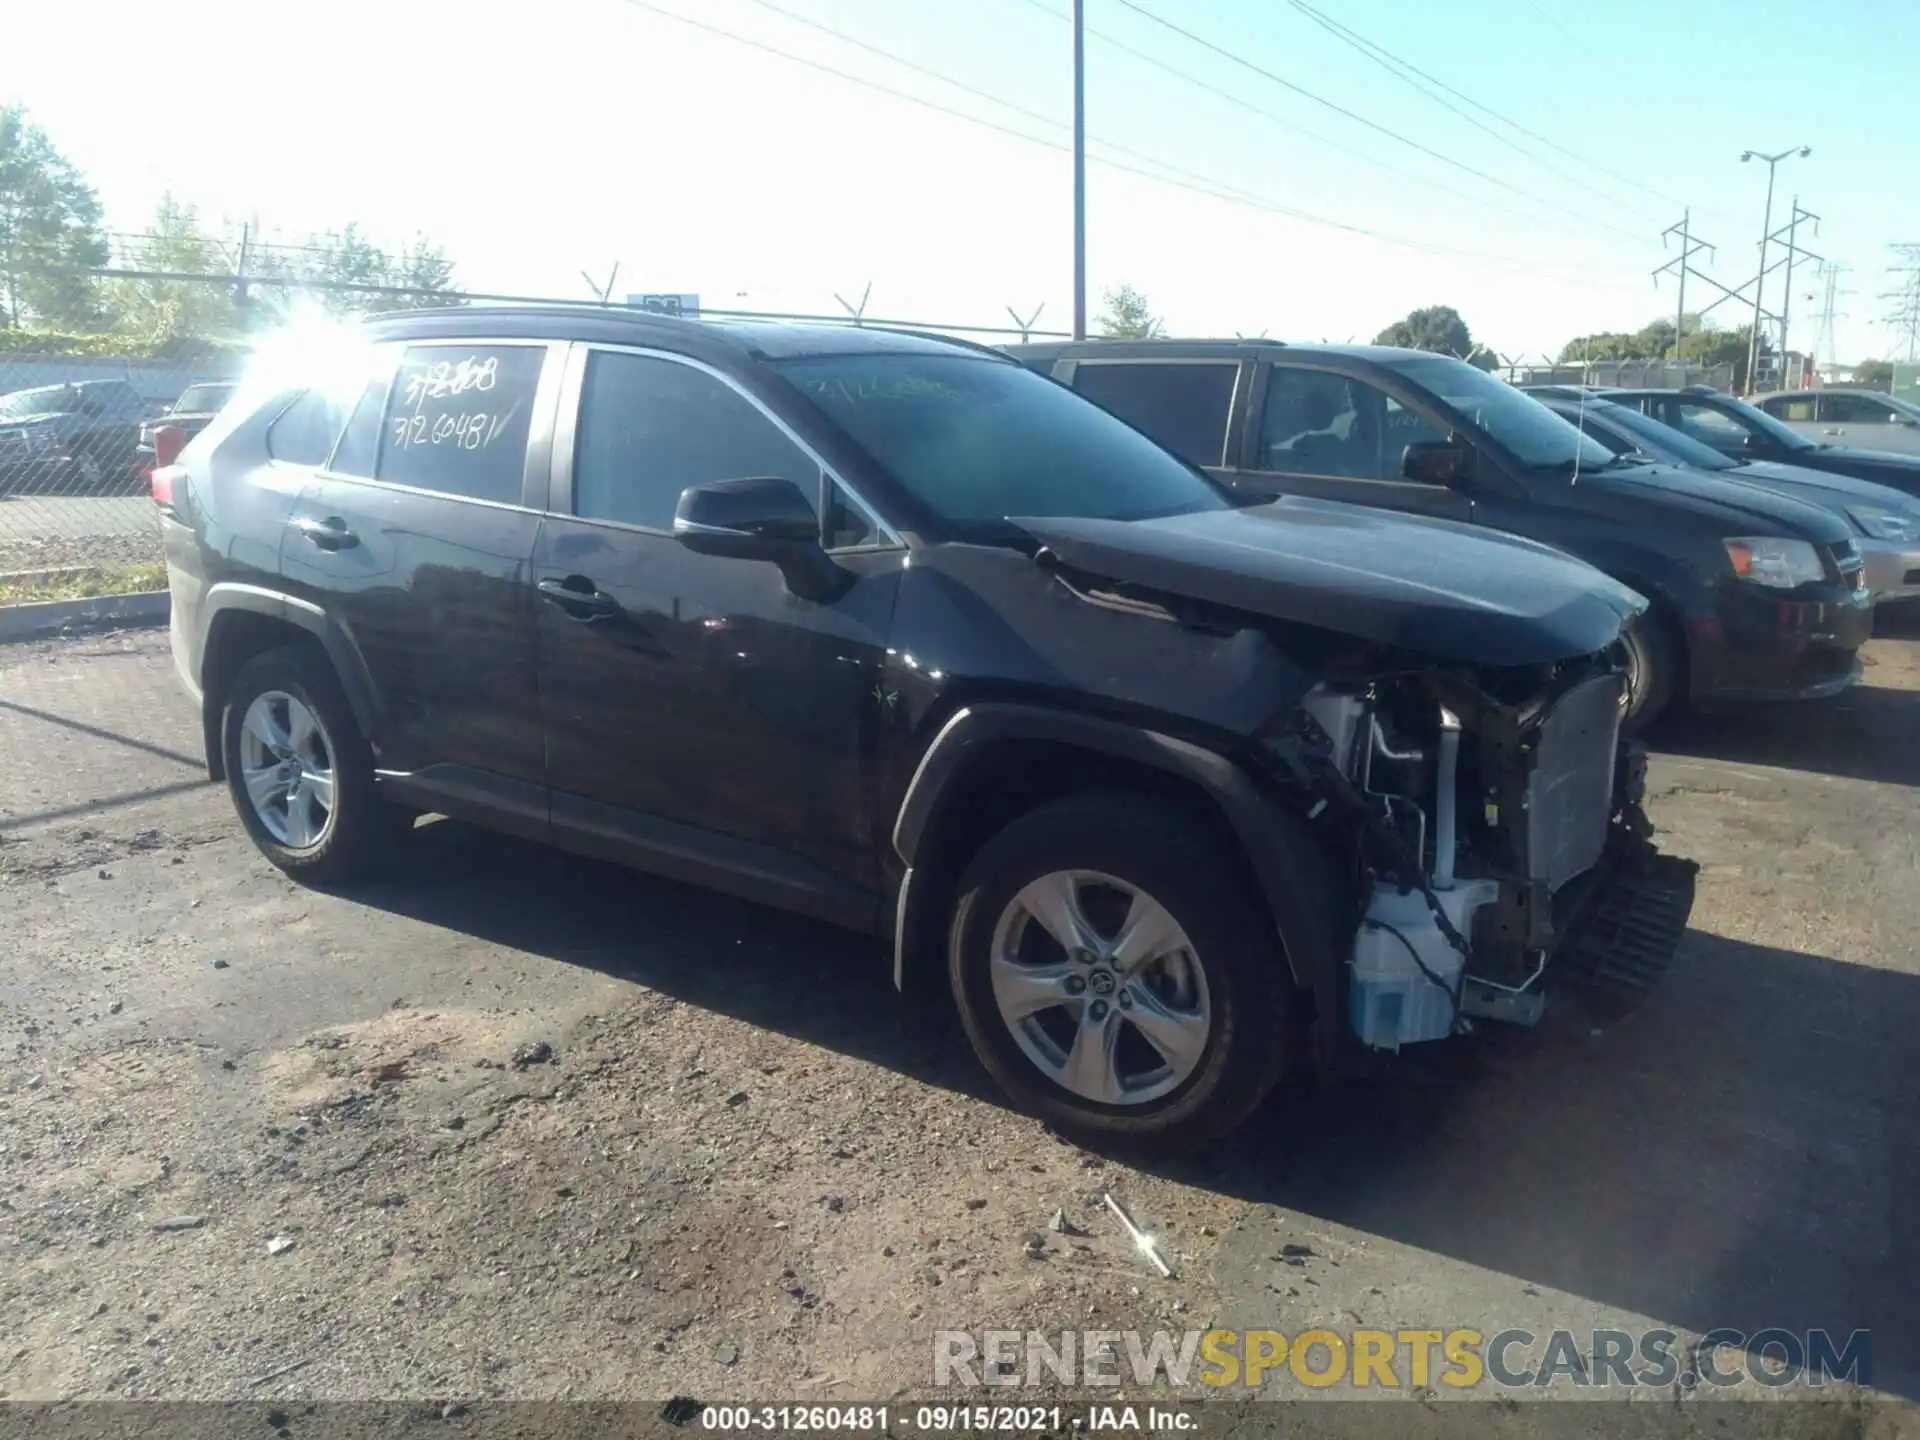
top-left (1010, 340), bottom-right (1873, 729)
top-left (0, 378), bottom-right (150, 496)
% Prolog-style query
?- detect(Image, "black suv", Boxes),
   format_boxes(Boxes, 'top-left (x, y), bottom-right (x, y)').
top-left (0, 378), bottom-right (149, 495)
top-left (1011, 341), bottom-right (1872, 728)
top-left (160, 308), bottom-right (1693, 1147)
top-left (1603, 385), bottom-right (1920, 499)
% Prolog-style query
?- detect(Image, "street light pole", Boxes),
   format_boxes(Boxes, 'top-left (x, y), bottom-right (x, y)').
top-left (1072, 0), bottom-right (1087, 340)
top-left (1740, 144), bottom-right (1810, 394)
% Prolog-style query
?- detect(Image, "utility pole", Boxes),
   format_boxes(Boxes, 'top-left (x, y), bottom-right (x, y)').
top-left (1739, 145), bottom-right (1811, 393)
top-left (1071, 0), bottom-right (1087, 340)
top-left (1882, 244), bottom-right (1920, 364)
top-left (1654, 211), bottom-right (1714, 380)
top-left (1776, 200), bottom-right (1821, 383)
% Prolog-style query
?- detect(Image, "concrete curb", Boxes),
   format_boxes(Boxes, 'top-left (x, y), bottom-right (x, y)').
top-left (0, 590), bottom-right (170, 643)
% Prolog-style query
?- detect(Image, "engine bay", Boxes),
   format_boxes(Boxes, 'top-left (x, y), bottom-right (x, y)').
top-left (1278, 656), bottom-right (1636, 1050)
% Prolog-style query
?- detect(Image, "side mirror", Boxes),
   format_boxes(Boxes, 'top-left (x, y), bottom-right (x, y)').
top-left (673, 476), bottom-right (849, 602)
top-left (1400, 439), bottom-right (1474, 487)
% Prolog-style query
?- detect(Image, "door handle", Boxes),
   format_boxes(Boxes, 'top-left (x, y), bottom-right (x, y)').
top-left (537, 576), bottom-right (620, 619)
top-left (292, 515), bottom-right (358, 550)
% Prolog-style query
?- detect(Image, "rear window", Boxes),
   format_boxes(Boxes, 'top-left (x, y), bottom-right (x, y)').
top-left (172, 383), bottom-right (234, 413)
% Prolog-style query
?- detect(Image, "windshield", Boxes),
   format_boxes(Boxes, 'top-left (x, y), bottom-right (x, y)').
top-left (1569, 399), bottom-right (1735, 470)
top-left (1386, 355), bottom-right (1616, 470)
top-left (0, 385), bottom-right (79, 420)
top-left (776, 353), bottom-right (1231, 540)
top-left (171, 383), bottom-right (234, 413)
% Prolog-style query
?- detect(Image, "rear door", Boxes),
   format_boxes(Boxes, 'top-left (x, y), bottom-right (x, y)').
top-left (1063, 359), bottom-right (1242, 471)
top-left (1228, 361), bottom-right (1473, 521)
top-left (1818, 393), bottom-right (1920, 455)
top-left (532, 343), bottom-right (901, 912)
top-left (279, 338), bottom-right (562, 837)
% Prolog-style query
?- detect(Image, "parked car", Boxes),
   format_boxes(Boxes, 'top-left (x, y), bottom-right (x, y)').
top-left (1602, 385), bottom-right (1920, 499)
top-left (1524, 388), bottom-right (1920, 606)
top-left (157, 307), bottom-right (1694, 1148)
top-left (136, 380), bottom-right (237, 476)
top-left (0, 378), bottom-right (148, 496)
top-left (1755, 387), bottom-right (1920, 457)
top-left (1010, 340), bottom-right (1872, 729)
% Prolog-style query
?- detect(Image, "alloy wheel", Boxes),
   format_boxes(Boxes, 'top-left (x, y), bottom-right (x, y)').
top-left (237, 690), bottom-right (337, 849)
top-left (988, 869), bottom-right (1211, 1107)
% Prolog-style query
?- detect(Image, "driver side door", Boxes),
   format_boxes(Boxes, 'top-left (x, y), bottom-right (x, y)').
top-left (1229, 362), bottom-right (1473, 522)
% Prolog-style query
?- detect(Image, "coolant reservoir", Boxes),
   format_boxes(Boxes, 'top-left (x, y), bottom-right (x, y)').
top-left (1349, 879), bottom-right (1500, 1050)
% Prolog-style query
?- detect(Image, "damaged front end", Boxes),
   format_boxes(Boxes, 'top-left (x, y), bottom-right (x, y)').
top-left (1262, 652), bottom-right (1698, 1052)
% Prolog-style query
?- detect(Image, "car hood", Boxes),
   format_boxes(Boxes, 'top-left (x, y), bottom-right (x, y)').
top-left (1572, 461), bottom-right (1850, 542)
top-left (1012, 497), bottom-right (1646, 667)
top-left (1731, 460), bottom-right (1918, 512)
top-left (0, 410), bottom-right (70, 429)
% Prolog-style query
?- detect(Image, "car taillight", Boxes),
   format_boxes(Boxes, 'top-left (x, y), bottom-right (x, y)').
top-left (152, 425), bottom-right (188, 468)
top-left (151, 464), bottom-right (180, 509)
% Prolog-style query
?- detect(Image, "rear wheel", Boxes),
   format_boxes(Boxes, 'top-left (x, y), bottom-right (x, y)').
top-left (947, 792), bottom-right (1299, 1150)
top-left (221, 645), bottom-right (404, 884)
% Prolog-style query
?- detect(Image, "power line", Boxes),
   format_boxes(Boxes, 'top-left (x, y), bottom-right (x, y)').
top-left (1011, 0), bottom-right (1656, 251)
top-left (1103, 0), bottom-right (1629, 223)
top-left (1279, 0), bottom-right (1679, 219)
top-left (607, 0), bottom-right (1646, 287)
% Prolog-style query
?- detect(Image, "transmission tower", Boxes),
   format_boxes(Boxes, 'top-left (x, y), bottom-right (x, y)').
top-left (1882, 244), bottom-right (1920, 363)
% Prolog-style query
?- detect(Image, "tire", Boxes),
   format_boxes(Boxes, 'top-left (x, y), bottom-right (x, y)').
top-left (1619, 610), bottom-right (1682, 735)
top-left (947, 791), bottom-right (1300, 1151)
top-left (220, 644), bottom-right (404, 884)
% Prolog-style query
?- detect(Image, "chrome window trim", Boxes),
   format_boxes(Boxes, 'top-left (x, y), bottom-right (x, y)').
top-left (560, 341), bottom-right (905, 551)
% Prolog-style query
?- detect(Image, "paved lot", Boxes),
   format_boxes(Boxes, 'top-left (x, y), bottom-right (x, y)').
top-left (0, 621), bottom-right (1916, 1412)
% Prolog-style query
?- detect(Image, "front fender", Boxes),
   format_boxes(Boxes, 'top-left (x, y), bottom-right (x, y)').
top-left (890, 703), bottom-right (1342, 1051)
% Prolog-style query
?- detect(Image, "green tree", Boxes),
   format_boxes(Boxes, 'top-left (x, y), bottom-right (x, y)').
top-left (1373, 305), bottom-right (1494, 369)
top-left (1852, 358), bottom-right (1894, 392)
top-left (1095, 283), bottom-right (1163, 339)
top-left (100, 195), bottom-right (241, 344)
top-left (301, 224), bottom-right (462, 315)
top-left (0, 105), bottom-right (108, 329)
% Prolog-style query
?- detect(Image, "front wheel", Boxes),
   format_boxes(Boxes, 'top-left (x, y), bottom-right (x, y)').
top-left (947, 792), bottom-right (1299, 1150)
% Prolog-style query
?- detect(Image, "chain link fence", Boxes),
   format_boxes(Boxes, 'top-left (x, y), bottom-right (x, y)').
top-left (0, 352), bottom-right (237, 600)
top-left (1507, 360), bottom-right (1738, 391)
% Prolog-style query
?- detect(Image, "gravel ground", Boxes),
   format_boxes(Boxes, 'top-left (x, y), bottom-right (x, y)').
top-left (1, 623), bottom-right (1917, 1423)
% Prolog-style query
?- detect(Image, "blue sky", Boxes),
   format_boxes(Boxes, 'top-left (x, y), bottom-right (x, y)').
top-left (12, 0), bottom-right (1919, 362)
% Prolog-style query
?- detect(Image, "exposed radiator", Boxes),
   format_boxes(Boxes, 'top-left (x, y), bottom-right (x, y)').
top-left (1525, 674), bottom-right (1623, 892)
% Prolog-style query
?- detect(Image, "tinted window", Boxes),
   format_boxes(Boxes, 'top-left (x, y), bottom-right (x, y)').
top-left (824, 483), bottom-right (877, 549)
top-left (779, 353), bottom-right (1228, 541)
top-left (573, 352), bottom-right (817, 532)
top-left (1260, 369), bottom-right (1446, 480)
top-left (1768, 396), bottom-right (1816, 422)
top-left (1071, 362), bottom-right (1236, 467)
top-left (1823, 394), bottom-right (1896, 424)
top-left (267, 388), bottom-right (347, 466)
top-left (376, 345), bottom-right (545, 503)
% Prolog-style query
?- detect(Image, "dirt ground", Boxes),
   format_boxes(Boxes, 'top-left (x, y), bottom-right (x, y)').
top-left (1, 621), bottom-right (1917, 1423)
